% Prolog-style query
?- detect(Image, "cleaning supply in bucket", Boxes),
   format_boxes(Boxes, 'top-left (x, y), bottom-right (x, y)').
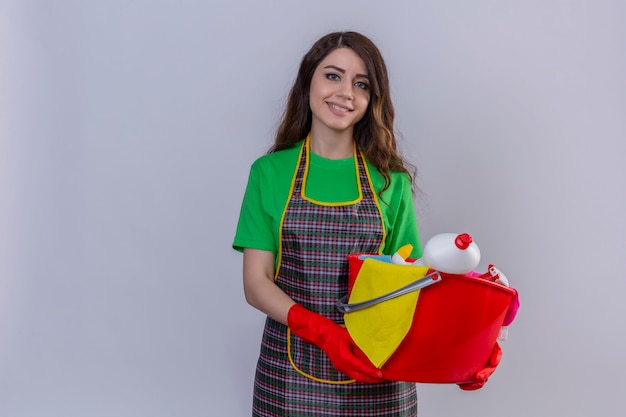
top-left (412, 232), bottom-right (481, 274)
top-left (343, 260), bottom-right (433, 367)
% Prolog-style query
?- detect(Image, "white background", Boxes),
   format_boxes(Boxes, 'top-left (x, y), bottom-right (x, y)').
top-left (1, 0), bottom-right (625, 416)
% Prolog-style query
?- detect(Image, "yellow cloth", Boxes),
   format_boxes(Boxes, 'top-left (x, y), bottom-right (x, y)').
top-left (344, 259), bottom-right (430, 367)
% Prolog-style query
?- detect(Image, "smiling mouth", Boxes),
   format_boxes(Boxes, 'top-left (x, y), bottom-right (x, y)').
top-left (328, 103), bottom-right (352, 112)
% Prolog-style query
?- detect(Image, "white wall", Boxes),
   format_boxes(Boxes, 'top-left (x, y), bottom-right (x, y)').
top-left (1, 0), bottom-right (625, 416)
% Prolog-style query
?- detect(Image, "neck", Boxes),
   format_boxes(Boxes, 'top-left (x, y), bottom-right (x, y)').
top-left (309, 128), bottom-right (354, 159)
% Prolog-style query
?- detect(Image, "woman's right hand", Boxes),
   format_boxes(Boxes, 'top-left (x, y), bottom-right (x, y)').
top-left (288, 304), bottom-right (384, 383)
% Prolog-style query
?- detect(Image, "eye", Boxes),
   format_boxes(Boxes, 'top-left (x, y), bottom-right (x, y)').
top-left (355, 81), bottom-right (369, 90)
top-left (325, 73), bottom-right (340, 81)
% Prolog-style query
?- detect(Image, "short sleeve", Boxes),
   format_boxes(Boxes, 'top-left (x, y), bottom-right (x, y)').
top-left (382, 173), bottom-right (423, 259)
top-left (232, 162), bottom-right (277, 254)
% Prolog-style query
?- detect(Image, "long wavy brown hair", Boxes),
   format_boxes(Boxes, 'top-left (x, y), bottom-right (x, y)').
top-left (269, 31), bottom-right (416, 194)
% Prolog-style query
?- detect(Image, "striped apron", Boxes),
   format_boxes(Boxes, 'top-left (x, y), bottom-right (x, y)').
top-left (252, 139), bottom-right (418, 416)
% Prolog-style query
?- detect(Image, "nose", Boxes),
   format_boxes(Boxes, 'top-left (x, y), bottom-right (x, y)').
top-left (337, 81), bottom-right (354, 100)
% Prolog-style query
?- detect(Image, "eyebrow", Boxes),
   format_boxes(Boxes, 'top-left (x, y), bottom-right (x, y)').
top-left (323, 65), bottom-right (369, 79)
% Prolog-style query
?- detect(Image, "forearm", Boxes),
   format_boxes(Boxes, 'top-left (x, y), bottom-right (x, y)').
top-left (243, 248), bottom-right (295, 325)
top-left (244, 273), bottom-right (295, 325)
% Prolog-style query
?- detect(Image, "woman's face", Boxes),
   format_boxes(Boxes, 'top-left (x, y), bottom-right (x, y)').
top-left (309, 48), bottom-right (371, 136)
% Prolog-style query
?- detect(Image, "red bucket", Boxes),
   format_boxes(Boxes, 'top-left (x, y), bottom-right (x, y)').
top-left (346, 254), bottom-right (519, 384)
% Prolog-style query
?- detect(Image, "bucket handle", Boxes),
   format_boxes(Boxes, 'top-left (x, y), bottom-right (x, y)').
top-left (336, 271), bottom-right (442, 313)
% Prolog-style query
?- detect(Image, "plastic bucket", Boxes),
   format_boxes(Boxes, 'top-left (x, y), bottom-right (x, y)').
top-left (346, 254), bottom-right (518, 384)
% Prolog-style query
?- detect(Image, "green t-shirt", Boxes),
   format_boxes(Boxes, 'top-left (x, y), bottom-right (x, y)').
top-left (233, 141), bottom-right (422, 258)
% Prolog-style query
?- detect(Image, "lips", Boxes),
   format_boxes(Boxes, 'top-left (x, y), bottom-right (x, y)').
top-left (327, 102), bottom-right (352, 113)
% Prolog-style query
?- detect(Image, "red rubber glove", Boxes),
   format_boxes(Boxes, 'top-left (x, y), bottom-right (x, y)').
top-left (287, 304), bottom-right (384, 383)
top-left (458, 342), bottom-right (503, 390)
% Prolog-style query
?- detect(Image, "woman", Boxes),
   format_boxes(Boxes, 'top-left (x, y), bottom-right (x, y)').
top-left (233, 31), bottom-right (422, 416)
